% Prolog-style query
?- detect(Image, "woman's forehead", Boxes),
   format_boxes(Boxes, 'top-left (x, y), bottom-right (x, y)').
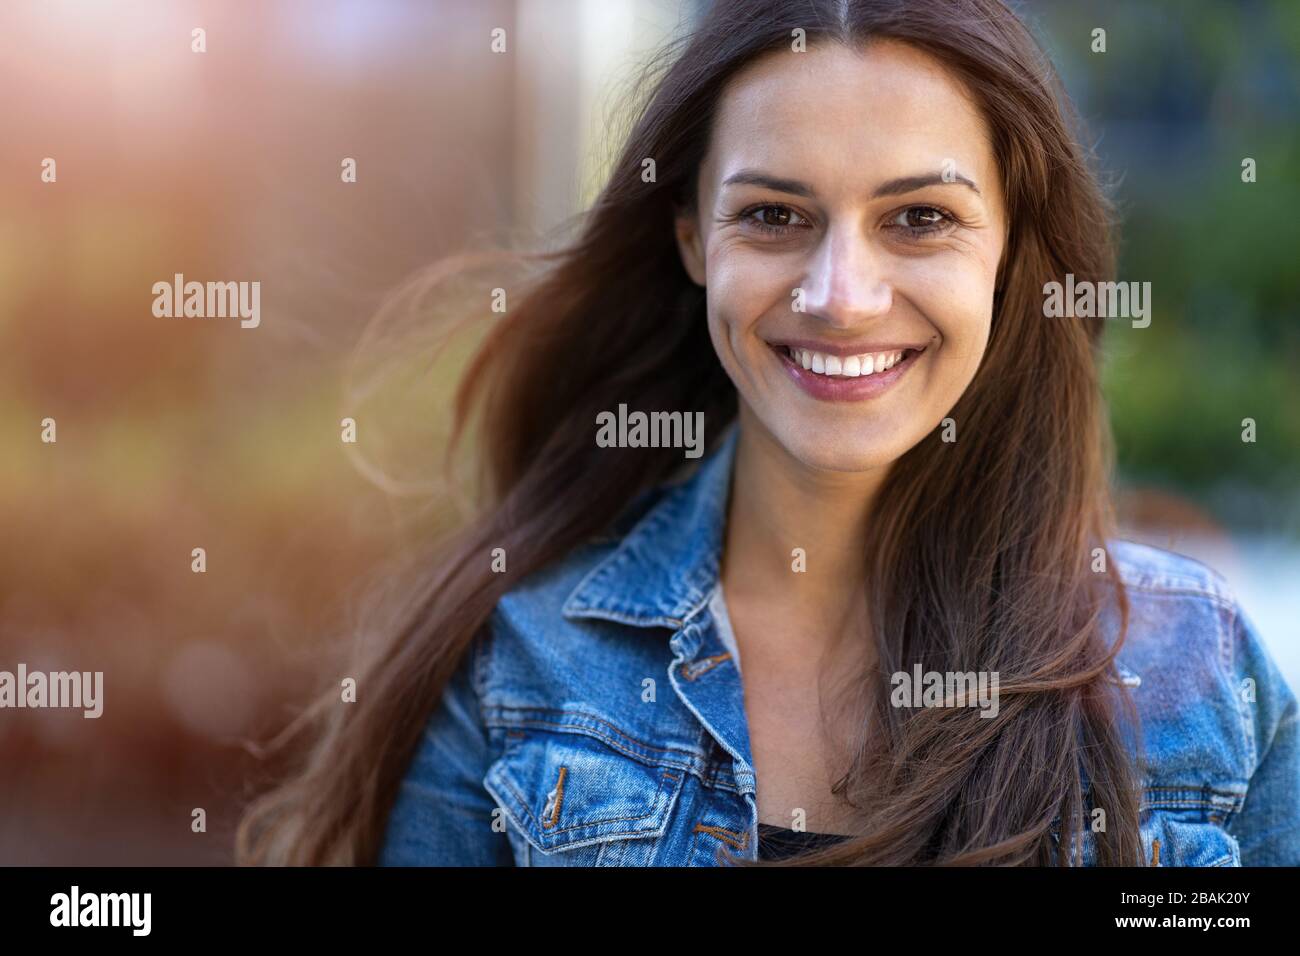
top-left (702, 39), bottom-right (996, 200)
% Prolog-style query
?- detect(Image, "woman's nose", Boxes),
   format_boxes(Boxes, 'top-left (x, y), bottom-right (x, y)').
top-left (796, 227), bottom-right (893, 327)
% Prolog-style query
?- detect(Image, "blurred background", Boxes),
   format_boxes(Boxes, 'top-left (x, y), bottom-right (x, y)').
top-left (0, 0), bottom-right (1295, 863)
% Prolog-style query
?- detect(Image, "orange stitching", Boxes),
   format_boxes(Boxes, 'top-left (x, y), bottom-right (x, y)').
top-left (496, 766), bottom-right (667, 836)
top-left (542, 766), bottom-right (567, 829)
top-left (1151, 837), bottom-right (1161, 866)
top-left (693, 822), bottom-right (749, 850)
top-left (683, 653), bottom-right (732, 681)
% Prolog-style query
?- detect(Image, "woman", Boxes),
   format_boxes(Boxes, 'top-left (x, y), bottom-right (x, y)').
top-left (236, 0), bottom-right (1299, 866)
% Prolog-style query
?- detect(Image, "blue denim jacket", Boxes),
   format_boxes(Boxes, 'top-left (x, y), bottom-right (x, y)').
top-left (379, 424), bottom-right (1300, 866)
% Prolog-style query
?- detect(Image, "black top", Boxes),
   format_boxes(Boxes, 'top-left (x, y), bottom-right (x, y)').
top-left (756, 823), bottom-right (852, 861)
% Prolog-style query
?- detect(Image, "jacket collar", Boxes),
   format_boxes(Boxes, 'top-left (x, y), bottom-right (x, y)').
top-left (562, 421), bottom-right (738, 630)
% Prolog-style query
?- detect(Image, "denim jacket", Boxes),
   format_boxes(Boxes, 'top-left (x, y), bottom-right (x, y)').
top-left (379, 424), bottom-right (1300, 866)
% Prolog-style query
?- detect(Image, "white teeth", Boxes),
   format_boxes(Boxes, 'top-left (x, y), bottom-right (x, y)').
top-left (785, 346), bottom-right (914, 377)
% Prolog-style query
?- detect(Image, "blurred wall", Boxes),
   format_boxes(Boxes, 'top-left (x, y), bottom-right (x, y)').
top-left (0, 0), bottom-right (696, 864)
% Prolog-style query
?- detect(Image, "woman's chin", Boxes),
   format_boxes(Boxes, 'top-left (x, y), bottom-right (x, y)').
top-left (769, 423), bottom-right (911, 475)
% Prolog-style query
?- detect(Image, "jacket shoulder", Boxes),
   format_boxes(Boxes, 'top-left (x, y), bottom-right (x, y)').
top-left (1105, 537), bottom-right (1245, 689)
top-left (1108, 539), bottom-right (1237, 607)
top-left (1103, 538), bottom-right (1243, 679)
top-left (1106, 541), bottom-right (1292, 776)
top-left (1103, 538), bottom-right (1300, 863)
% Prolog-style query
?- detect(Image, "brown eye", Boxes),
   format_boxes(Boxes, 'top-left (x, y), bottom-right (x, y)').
top-left (740, 204), bottom-right (808, 233)
top-left (909, 207), bottom-right (943, 226)
top-left (758, 206), bottom-right (793, 227)
top-left (891, 206), bottom-right (950, 230)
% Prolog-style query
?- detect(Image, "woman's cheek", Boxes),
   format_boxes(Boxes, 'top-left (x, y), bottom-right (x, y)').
top-left (706, 253), bottom-right (787, 358)
top-left (904, 262), bottom-right (995, 375)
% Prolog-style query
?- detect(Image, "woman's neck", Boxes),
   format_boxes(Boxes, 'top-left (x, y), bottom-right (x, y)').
top-left (720, 411), bottom-right (886, 641)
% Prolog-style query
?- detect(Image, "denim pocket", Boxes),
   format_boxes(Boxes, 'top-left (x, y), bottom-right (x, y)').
top-left (1052, 803), bottom-right (1242, 866)
top-left (1142, 815), bottom-right (1241, 867)
top-left (483, 721), bottom-right (685, 864)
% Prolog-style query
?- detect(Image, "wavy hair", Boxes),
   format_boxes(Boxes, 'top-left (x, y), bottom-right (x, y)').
top-left (236, 0), bottom-right (1143, 867)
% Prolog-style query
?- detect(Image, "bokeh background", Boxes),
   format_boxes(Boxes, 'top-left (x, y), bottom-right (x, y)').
top-left (0, 0), bottom-right (1295, 864)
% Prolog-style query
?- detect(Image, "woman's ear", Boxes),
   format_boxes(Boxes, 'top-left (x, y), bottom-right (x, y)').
top-left (673, 206), bottom-right (707, 287)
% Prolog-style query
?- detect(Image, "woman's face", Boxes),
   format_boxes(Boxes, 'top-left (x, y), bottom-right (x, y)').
top-left (675, 39), bottom-right (1007, 473)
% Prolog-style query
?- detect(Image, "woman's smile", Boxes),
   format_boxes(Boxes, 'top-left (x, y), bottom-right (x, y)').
top-left (768, 340), bottom-right (929, 402)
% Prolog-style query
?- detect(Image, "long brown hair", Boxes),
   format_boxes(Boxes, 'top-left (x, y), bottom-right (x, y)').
top-left (236, 0), bottom-right (1143, 867)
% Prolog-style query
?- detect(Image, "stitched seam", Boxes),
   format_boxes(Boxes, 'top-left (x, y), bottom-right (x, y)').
top-left (496, 766), bottom-right (673, 838)
top-left (1141, 782), bottom-right (1245, 827)
top-left (496, 774), bottom-right (541, 833)
top-left (675, 580), bottom-right (719, 630)
top-left (541, 766), bottom-right (567, 829)
top-left (491, 713), bottom-right (742, 794)
top-left (559, 606), bottom-right (682, 629)
top-left (1225, 598), bottom-right (1259, 776)
top-left (683, 653), bottom-right (732, 681)
top-left (485, 707), bottom-right (700, 761)
top-left (693, 822), bottom-right (749, 851)
top-left (1141, 784), bottom-right (1245, 802)
top-left (1054, 789), bottom-right (1244, 831)
top-left (487, 719), bottom-right (696, 769)
top-left (1118, 582), bottom-right (1237, 615)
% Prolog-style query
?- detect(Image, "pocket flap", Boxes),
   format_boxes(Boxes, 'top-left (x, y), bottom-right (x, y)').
top-left (1144, 817), bottom-right (1241, 867)
top-left (484, 728), bottom-right (684, 854)
top-left (1052, 805), bottom-right (1242, 866)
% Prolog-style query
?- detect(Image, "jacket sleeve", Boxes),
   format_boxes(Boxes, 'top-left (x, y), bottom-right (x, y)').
top-left (377, 630), bottom-right (515, 866)
top-left (1226, 601), bottom-right (1300, 866)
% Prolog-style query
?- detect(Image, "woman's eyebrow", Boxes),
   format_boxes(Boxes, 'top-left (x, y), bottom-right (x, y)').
top-left (720, 168), bottom-right (980, 198)
top-left (721, 169), bottom-right (817, 197)
top-left (875, 172), bottom-right (981, 197)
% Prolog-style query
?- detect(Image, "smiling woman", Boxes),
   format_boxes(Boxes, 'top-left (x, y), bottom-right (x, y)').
top-left (236, 0), bottom-right (1300, 868)
top-left (674, 38), bottom-right (1004, 473)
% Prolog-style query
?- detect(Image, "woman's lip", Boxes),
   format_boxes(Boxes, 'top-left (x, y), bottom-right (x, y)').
top-left (770, 342), bottom-right (924, 402)
top-left (770, 338), bottom-right (930, 357)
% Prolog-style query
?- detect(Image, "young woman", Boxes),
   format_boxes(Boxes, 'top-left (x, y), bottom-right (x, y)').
top-left (237, 0), bottom-right (1299, 866)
